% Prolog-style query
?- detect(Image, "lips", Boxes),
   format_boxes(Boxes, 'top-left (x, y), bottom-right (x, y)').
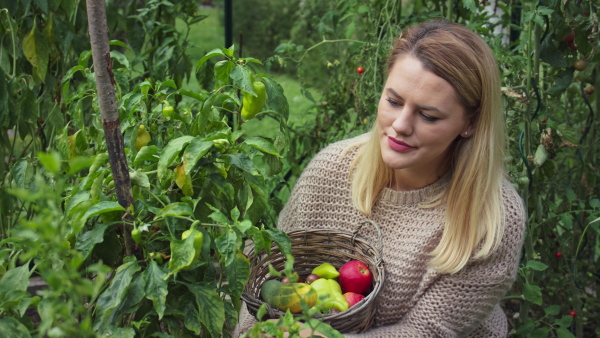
top-left (387, 137), bottom-right (415, 152)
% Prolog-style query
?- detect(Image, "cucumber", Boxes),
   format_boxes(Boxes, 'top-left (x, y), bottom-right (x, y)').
top-left (260, 280), bottom-right (317, 313)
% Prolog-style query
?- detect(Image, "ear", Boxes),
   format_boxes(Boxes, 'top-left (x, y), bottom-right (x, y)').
top-left (461, 125), bottom-right (475, 138)
top-left (461, 109), bottom-right (478, 138)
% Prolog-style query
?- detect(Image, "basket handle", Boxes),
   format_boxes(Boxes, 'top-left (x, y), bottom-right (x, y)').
top-left (352, 219), bottom-right (383, 266)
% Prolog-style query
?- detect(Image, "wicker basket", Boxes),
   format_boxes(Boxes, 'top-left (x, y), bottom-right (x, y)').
top-left (241, 220), bottom-right (385, 333)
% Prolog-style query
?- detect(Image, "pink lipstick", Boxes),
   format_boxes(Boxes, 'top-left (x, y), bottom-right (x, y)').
top-left (387, 137), bottom-right (415, 152)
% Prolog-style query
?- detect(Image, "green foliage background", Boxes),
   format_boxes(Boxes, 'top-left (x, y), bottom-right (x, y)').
top-left (0, 0), bottom-right (599, 337)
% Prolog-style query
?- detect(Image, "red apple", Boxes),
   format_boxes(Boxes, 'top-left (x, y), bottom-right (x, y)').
top-left (305, 273), bottom-right (320, 285)
top-left (343, 292), bottom-right (365, 308)
top-left (338, 260), bottom-right (372, 295)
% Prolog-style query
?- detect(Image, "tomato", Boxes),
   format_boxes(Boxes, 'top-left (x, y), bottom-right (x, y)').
top-left (356, 66), bottom-right (365, 74)
top-left (568, 41), bottom-right (577, 50)
top-left (569, 310), bottom-right (577, 317)
top-left (555, 251), bottom-right (562, 258)
top-left (162, 105), bottom-right (174, 120)
top-left (561, 31), bottom-right (575, 44)
top-left (584, 86), bottom-right (594, 95)
top-left (131, 228), bottom-right (143, 244)
top-left (574, 60), bottom-right (586, 71)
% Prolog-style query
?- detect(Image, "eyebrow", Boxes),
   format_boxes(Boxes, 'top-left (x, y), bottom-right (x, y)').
top-left (386, 88), bottom-right (443, 113)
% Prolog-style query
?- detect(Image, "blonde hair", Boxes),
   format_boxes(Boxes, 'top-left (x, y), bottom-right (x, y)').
top-left (349, 21), bottom-right (506, 274)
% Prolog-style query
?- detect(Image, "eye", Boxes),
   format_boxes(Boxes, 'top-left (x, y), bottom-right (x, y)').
top-left (420, 112), bottom-right (439, 122)
top-left (386, 97), bottom-right (401, 107)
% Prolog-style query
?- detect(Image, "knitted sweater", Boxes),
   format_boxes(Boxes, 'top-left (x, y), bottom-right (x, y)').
top-left (235, 135), bottom-right (526, 337)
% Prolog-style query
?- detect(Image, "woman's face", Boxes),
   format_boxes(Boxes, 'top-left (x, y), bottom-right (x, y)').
top-left (377, 56), bottom-right (472, 188)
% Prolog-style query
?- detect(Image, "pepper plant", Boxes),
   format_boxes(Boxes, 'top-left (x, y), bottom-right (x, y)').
top-left (0, 31), bottom-right (295, 336)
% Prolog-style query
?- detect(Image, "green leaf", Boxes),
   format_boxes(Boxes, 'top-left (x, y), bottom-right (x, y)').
top-left (515, 318), bottom-right (535, 335)
top-left (185, 283), bottom-right (225, 338)
top-left (224, 251), bottom-right (250, 298)
top-left (196, 48), bottom-right (226, 70)
top-left (526, 260), bottom-right (548, 271)
top-left (133, 145), bottom-right (160, 166)
top-left (231, 207), bottom-right (240, 221)
top-left (265, 153), bottom-right (283, 176)
top-left (94, 259), bottom-right (141, 332)
top-left (530, 327), bottom-right (551, 338)
top-left (89, 153), bottom-right (109, 174)
top-left (256, 303), bottom-right (268, 321)
top-left (0, 68), bottom-right (8, 125)
top-left (263, 77), bottom-right (289, 120)
top-left (129, 170), bottom-right (150, 189)
top-left (10, 158), bottom-right (28, 189)
top-left (247, 227), bottom-right (267, 256)
top-left (206, 204), bottom-right (229, 225)
top-left (555, 315), bottom-right (574, 328)
top-left (208, 174), bottom-right (235, 204)
top-left (0, 317), bottom-right (32, 338)
top-left (66, 191), bottom-right (91, 215)
top-left (22, 20), bottom-right (49, 82)
top-left (266, 229), bottom-right (292, 257)
top-left (244, 137), bottom-right (282, 157)
top-left (182, 139), bottom-right (213, 175)
top-left (109, 40), bottom-right (133, 52)
top-left (227, 153), bottom-right (257, 174)
top-left (214, 60), bottom-right (235, 84)
top-left (303, 319), bottom-right (344, 338)
top-left (181, 297), bottom-right (201, 335)
top-left (37, 151), bottom-right (62, 173)
top-left (540, 33), bottom-right (566, 67)
top-left (75, 223), bottom-right (110, 259)
top-left (230, 65), bottom-right (255, 96)
top-left (215, 230), bottom-right (240, 266)
top-left (68, 156), bottom-right (95, 175)
top-left (167, 236), bottom-right (196, 277)
top-left (179, 89), bottom-right (204, 101)
top-left (522, 283), bottom-right (543, 305)
top-left (461, 0), bottom-right (477, 12)
top-left (103, 327), bottom-right (135, 338)
top-left (0, 265), bottom-right (30, 301)
top-left (236, 219), bottom-right (253, 234)
top-left (245, 182), bottom-right (268, 224)
top-left (110, 50), bottom-right (129, 69)
top-left (158, 136), bottom-right (195, 184)
top-left (590, 199), bottom-right (600, 209)
top-left (154, 203), bottom-right (193, 220)
top-left (82, 201), bottom-right (125, 221)
top-left (556, 327), bottom-right (576, 338)
top-left (544, 304), bottom-right (560, 316)
top-left (143, 260), bottom-right (168, 319)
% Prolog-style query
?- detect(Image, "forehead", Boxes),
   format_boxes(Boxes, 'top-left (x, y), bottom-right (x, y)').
top-left (385, 56), bottom-right (460, 105)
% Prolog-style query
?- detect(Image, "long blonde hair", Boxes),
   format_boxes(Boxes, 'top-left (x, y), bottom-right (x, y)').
top-left (349, 21), bottom-right (506, 274)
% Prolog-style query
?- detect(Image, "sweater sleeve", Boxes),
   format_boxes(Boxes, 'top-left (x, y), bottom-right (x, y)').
top-left (344, 182), bottom-right (526, 338)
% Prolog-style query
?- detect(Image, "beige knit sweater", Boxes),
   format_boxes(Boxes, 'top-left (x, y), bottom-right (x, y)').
top-left (235, 135), bottom-right (526, 337)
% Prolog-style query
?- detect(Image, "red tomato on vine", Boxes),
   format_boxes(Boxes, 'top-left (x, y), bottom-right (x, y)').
top-left (356, 66), bottom-right (365, 74)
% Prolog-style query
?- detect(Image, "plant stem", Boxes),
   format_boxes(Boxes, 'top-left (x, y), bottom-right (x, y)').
top-left (291, 39), bottom-right (367, 64)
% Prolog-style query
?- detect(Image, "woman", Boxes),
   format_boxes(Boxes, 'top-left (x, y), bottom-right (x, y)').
top-left (236, 20), bottom-right (525, 337)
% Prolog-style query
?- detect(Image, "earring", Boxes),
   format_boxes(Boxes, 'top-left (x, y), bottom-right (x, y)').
top-left (464, 131), bottom-right (468, 136)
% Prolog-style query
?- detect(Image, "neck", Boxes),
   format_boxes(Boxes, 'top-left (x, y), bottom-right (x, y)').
top-left (390, 157), bottom-right (452, 191)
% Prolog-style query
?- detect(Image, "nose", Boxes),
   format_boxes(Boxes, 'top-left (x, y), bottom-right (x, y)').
top-left (391, 106), bottom-right (414, 136)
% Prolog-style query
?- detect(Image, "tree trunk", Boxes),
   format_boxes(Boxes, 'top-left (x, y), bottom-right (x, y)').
top-left (86, 0), bottom-right (138, 258)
